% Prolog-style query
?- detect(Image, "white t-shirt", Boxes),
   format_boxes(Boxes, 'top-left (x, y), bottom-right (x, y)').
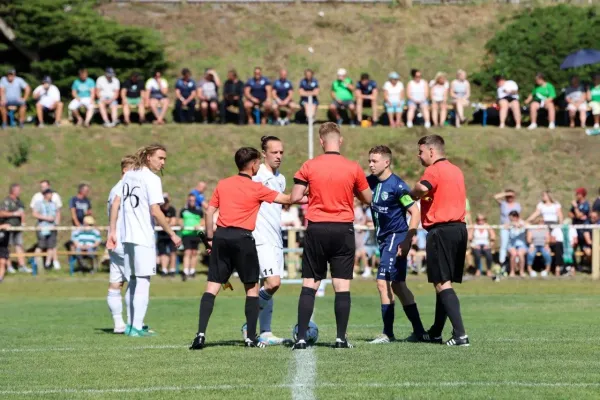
top-left (119, 167), bottom-right (164, 248)
top-left (30, 191), bottom-right (63, 209)
top-left (383, 81), bottom-right (404, 103)
top-left (429, 81), bottom-right (449, 102)
top-left (145, 78), bottom-right (168, 92)
top-left (408, 80), bottom-right (427, 103)
top-left (96, 76), bottom-right (120, 99)
top-left (253, 164), bottom-right (286, 248)
top-left (281, 206), bottom-right (300, 228)
top-left (497, 80), bottom-right (519, 99)
top-left (107, 180), bottom-right (125, 254)
top-left (551, 226), bottom-right (577, 245)
top-left (33, 85), bottom-right (61, 108)
top-left (536, 202), bottom-right (561, 223)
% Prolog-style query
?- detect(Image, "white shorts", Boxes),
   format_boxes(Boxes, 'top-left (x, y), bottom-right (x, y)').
top-left (123, 243), bottom-right (157, 280)
top-left (68, 97), bottom-right (94, 111)
top-left (109, 249), bottom-right (126, 283)
top-left (567, 102), bottom-right (587, 112)
top-left (257, 243), bottom-right (284, 279)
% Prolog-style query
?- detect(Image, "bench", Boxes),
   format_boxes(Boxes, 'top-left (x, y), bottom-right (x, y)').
top-left (10, 250), bottom-right (104, 276)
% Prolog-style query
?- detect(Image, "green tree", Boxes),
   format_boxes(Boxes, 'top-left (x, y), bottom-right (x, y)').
top-left (475, 5), bottom-right (600, 98)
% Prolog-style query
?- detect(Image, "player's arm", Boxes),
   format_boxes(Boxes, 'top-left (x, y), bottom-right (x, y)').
top-left (106, 196), bottom-right (121, 250)
top-left (291, 184), bottom-right (308, 204)
top-left (355, 188), bottom-right (372, 205)
top-left (204, 204), bottom-right (217, 249)
top-left (399, 201), bottom-right (420, 257)
top-left (151, 204), bottom-right (181, 247)
top-left (409, 182), bottom-right (429, 200)
top-left (526, 208), bottom-right (541, 223)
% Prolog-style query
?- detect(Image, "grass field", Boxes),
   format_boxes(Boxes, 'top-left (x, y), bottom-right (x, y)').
top-left (1, 275), bottom-right (599, 399)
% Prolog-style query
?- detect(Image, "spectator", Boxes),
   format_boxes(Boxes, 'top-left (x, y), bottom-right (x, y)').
top-left (68, 68), bottom-right (95, 127)
top-left (0, 222), bottom-right (10, 282)
top-left (0, 184), bottom-right (28, 273)
top-left (587, 73), bottom-right (600, 129)
top-left (69, 183), bottom-right (92, 227)
top-left (565, 75), bottom-right (588, 128)
top-left (526, 216), bottom-right (552, 277)
top-left (281, 204), bottom-right (301, 229)
top-left (198, 68), bottom-right (220, 123)
top-left (469, 214), bottom-right (495, 277)
top-left (524, 73), bottom-right (556, 130)
top-left (494, 189), bottom-right (522, 266)
top-left (121, 72), bottom-right (146, 125)
top-left (429, 71), bottom-right (449, 128)
top-left (145, 70), bottom-right (170, 125)
top-left (353, 200), bottom-right (370, 277)
top-left (329, 68), bottom-right (356, 126)
top-left (355, 73), bottom-right (378, 125)
top-left (495, 75), bottom-right (521, 129)
top-left (406, 69), bottom-right (430, 128)
top-left (581, 211), bottom-right (599, 263)
top-left (30, 180), bottom-right (63, 212)
top-left (72, 216), bottom-right (101, 269)
top-left (450, 69), bottom-right (470, 128)
top-left (156, 193), bottom-right (177, 276)
top-left (180, 193), bottom-right (203, 279)
top-left (298, 69), bottom-right (319, 121)
top-left (0, 69), bottom-right (30, 129)
top-left (244, 66), bottom-right (272, 125)
top-left (33, 76), bottom-right (62, 127)
top-left (507, 210), bottom-right (527, 277)
top-left (526, 190), bottom-right (563, 224)
top-left (190, 181), bottom-right (208, 211)
top-left (570, 187), bottom-right (591, 265)
top-left (220, 69), bottom-right (245, 125)
top-left (383, 72), bottom-right (404, 128)
top-left (593, 187), bottom-right (600, 213)
top-left (32, 189), bottom-right (60, 270)
top-left (96, 67), bottom-right (120, 128)
top-left (272, 68), bottom-right (299, 125)
top-left (175, 68), bottom-right (197, 124)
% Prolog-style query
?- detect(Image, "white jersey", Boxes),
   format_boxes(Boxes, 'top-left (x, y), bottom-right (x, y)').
top-left (253, 164), bottom-right (286, 248)
top-left (119, 167), bottom-right (164, 248)
top-left (107, 180), bottom-right (124, 254)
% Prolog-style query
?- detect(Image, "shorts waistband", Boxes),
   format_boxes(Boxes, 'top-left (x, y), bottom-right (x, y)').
top-left (426, 221), bottom-right (466, 231)
top-left (216, 226), bottom-right (253, 234)
top-left (307, 221), bottom-right (354, 227)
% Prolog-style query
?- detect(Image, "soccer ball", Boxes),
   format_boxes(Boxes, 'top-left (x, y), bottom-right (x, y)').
top-left (292, 321), bottom-right (319, 344)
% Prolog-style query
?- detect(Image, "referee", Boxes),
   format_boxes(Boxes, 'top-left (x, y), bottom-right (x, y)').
top-left (409, 134), bottom-right (469, 346)
top-left (290, 122), bottom-right (372, 349)
top-left (189, 147), bottom-right (305, 350)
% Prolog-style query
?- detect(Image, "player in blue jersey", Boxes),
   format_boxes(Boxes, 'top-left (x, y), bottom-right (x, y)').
top-left (367, 145), bottom-right (433, 344)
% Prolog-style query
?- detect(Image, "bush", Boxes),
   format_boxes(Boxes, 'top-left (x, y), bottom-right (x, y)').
top-left (475, 5), bottom-right (600, 98)
top-left (0, 0), bottom-right (168, 94)
top-left (6, 135), bottom-right (31, 168)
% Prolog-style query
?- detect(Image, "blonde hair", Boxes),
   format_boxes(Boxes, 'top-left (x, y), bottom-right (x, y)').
top-left (120, 154), bottom-right (136, 171)
top-left (132, 144), bottom-right (167, 170)
top-left (457, 69), bottom-right (467, 79)
top-left (434, 71), bottom-right (447, 83)
top-left (318, 122), bottom-right (341, 139)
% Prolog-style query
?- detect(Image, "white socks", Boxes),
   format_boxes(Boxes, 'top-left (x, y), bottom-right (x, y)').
top-left (258, 287), bottom-right (273, 333)
top-left (107, 289), bottom-right (125, 327)
top-left (132, 276), bottom-right (150, 330)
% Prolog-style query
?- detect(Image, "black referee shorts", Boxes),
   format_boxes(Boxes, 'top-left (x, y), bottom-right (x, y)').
top-left (426, 222), bottom-right (468, 284)
top-left (302, 222), bottom-right (355, 281)
top-left (207, 227), bottom-right (260, 285)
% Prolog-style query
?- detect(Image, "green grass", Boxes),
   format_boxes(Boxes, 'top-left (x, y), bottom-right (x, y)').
top-left (1, 276), bottom-right (599, 399)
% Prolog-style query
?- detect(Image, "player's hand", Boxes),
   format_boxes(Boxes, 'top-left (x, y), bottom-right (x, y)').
top-left (206, 240), bottom-right (212, 254)
top-left (170, 233), bottom-right (182, 248)
top-left (298, 195), bottom-right (309, 205)
top-left (106, 233), bottom-right (117, 250)
top-left (397, 238), bottom-right (412, 258)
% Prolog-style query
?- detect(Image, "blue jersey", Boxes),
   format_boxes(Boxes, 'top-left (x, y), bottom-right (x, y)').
top-left (368, 173), bottom-right (414, 240)
top-left (356, 80), bottom-right (377, 95)
top-left (299, 78), bottom-right (319, 102)
top-left (175, 78), bottom-right (197, 99)
top-left (273, 78), bottom-right (293, 100)
top-left (245, 77), bottom-right (271, 101)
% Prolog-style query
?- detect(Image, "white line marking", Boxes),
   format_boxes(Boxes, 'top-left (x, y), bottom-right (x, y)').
top-left (292, 349), bottom-right (317, 400)
top-left (2, 381), bottom-right (599, 396)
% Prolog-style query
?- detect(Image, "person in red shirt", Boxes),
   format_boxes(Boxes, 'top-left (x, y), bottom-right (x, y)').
top-left (409, 134), bottom-right (470, 347)
top-left (290, 122), bottom-right (372, 349)
top-left (190, 147), bottom-right (306, 350)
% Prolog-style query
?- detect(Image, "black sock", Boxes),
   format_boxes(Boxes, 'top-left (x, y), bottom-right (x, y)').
top-left (245, 296), bottom-right (260, 340)
top-left (403, 303), bottom-right (425, 335)
top-left (439, 289), bottom-right (466, 337)
top-left (197, 292), bottom-right (216, 335)
top-left (297, 287), bottom-right (317, 341)
top-left (429, 293), bottom-right (447, 337)
top-left (381, 303), bottom-right (395, 338)
top-left (334, 291), bottom-right (351, 340)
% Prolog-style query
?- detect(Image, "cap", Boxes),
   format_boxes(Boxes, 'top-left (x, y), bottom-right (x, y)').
top-left (105, 67), bottom-right (115, 77)
top-left (42, 188), bottom-right (53, 195)
top-left (337, 68), bottom-right (347, 77)
top-left (575, 187), bottom-right (587, 197)
top-left (83, 215), bottom-right (95, 225)
top-left (7, 68), bottom-right (15, 75)
top-left (43, 76), bottom-right (52, 84)
top-left (388, 71), bottom-right (400, 80)
top-left (163, 192), bottom-right (169, 199)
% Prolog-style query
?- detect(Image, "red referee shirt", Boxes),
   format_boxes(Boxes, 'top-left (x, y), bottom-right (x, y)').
top-left (294, 152), bottom-right (369, 223)
top-left (209, 173), bottom-right (279, 231)
top-left (418, 158), bottom-right (466, 229)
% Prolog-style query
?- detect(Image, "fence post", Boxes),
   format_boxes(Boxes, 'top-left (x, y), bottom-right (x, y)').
top-left (592, 227), bottom-right (599, 281)
top-left (288, 229), bottom-right (297, 278)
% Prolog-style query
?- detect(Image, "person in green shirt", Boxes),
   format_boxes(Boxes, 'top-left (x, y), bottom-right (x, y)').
top-left (180, 193), bottom-right (203, 279)
top-left (587, 73), bottom-right (600, 129)
top-left (524, 73), bottom-right (556, 130)
top-left (329, 68), bottom-right (357, 126)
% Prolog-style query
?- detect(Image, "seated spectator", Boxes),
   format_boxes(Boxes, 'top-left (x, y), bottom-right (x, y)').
top-left (72, 216), bottom-right (101, 268)
top-left (579, 211), bottom-right (597, 266)
top-left (271, 68), bottom-right (298, 126)
top-left (570, 187), bottom-right (590, 268)
top-left (180, 193), bottom-right (203, 279)
top-left (121, 72), bottom-right (146, 125)
top-left (430, 72), bottom-right (449, 127)
top-left (96, 67), bottom-right (120, 128)
top-left (565, 75), bottom-right (588, 128)
top-left (33, 76), bottom-right (62, 127)
top-left (298, 69), bottom-right (319, 121)
top-left (406, 69), bottom-right (430, 128)
top-left (156, 193), bottom-right (177, 276)
top-left (32, 189), bottom-right (60, 270)
top-left (382, 72), bottom-right (404, 128)
top-left (329, 68), bottom-right (356, 126)
top-left (244, 66), bottom-right (272, 125)
top-left (526, 216), bottom-right (552, 277)
top-left (355, 73), bottom-right (378, 125)
top-left (220, 69), bottom-right (245, 125)
top-left (524, 73), bottom-right (556, 130)
top-left (450, 69), bottom-right (470, 128)
top-left (526, 190), bottom-right (563, 224)
top-left (198, 68), bottom-right (220, 123)
top-left (0, 69), bottom-right (30, 129)
top-left (69, 183), bottom-right (92, 227)
top-left (495, 75), bottom-right (521, 129)
top-left (68, 68), bottom-right (95, 127)
top-left (587, 73), bottom-right (600, 129)
top-left (506, 210), bottom-right (527, 277)
top-left (469, 214), bottom-right (495, 277)
top-left (175, 68), bottom-right (197, 124)
top-left (594, 187), bottom-right (600, 213)
top-left (145, 70), bottom-right (169, 125)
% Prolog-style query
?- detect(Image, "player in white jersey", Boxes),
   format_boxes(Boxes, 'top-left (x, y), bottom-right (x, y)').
top-left (253, 136), bottom-right (287, 345)
top-left (106, 155), bottom-right (136, 333)
top-left (107, 144), bottom-right (182, 337)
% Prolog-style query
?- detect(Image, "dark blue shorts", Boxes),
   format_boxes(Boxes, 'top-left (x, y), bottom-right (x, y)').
top-left (377, 232), bottom-right (407, 282)
top-left (300, 98), bottom-right (319, 107)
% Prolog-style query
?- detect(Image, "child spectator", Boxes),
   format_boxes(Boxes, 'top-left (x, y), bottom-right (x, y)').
top-left (526, 216), bottom-right (551, 277)
top-left (506, 210), bottom-right (527, 277)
